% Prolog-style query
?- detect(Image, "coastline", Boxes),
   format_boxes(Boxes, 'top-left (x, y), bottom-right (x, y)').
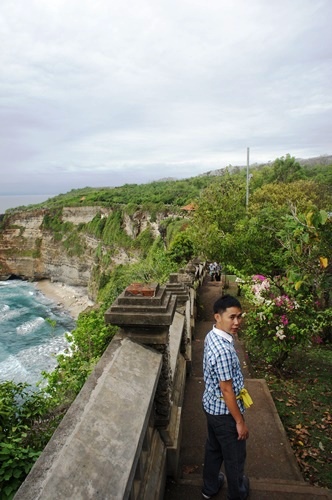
top-left (35, 280), bottom-right (95, 320)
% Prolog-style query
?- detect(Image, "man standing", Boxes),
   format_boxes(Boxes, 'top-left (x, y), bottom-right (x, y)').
top-left (202, 295), bottom-right (251, 500)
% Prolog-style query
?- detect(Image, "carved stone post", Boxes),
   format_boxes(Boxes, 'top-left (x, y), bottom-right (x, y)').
top-left (104, 283), bottom-right (177, 427)
top-left (165, 273), bottom-right (190, 354)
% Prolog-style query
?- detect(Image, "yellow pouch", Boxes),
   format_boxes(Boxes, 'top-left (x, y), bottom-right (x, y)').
top-left (220, 388), bottom-right (253, 409)
top-left (236, 388), bottom-right (253, 409)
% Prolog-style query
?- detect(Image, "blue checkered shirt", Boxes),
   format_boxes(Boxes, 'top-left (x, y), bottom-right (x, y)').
top-left (202, 326), bottom-right (245, 415)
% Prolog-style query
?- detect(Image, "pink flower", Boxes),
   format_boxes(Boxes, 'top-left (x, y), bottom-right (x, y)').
top-left (252, 274), bottom-right (266, 281)
top-left (274, 295), bottom-right (294, 310)
top-left (281, 315), bottom-right (289, 326)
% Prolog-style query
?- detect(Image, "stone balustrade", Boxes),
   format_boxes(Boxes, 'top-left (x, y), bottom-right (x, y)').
top-left (14, 263), bottom-right (205, 500)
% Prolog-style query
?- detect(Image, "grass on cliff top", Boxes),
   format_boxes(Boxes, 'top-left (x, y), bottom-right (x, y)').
top-left (5, 176), bottom-right (217, 213)
top-left (251, 345), bottom-right (332, 490)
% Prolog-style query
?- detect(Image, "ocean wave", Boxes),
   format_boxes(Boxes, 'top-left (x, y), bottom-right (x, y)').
top-left (0, 305), bottom-right (28, 322)
top-left (1, 280), bottom-right (75, 385)
top-left (16, 317), bottom-right (45, 335)
top-left (0, 304), bottom-right (10, 315)
top-left (0, 340), bottom-right (9, 363)
top-left (0, 354), bottom-right (29, 383)
top-left (0, 335), bottom-right (71, 386)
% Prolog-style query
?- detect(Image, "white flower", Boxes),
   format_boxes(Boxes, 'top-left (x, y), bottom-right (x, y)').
top-left (261, 280), bottom-right (270, 290)
top-left (276, 326), bottom-right (286, 340)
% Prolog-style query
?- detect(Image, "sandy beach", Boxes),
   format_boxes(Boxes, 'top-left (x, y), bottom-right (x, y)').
top-left (35, 280), bottom-right (95, 320)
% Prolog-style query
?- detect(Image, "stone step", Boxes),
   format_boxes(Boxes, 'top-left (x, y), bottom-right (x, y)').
top-left (170, 475), bottom-right (332, 499)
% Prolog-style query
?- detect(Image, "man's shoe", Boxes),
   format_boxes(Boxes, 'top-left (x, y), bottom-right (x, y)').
top-left (201, 472), bottom-right (225, 499)
top-left (226, 476), bottom-right (250, 500)
top-left (242, 475), bottom-right (250, 499)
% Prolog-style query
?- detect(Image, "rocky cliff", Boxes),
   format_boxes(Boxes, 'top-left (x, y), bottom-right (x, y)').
top-left (0, 206), bottom-right (169, 296)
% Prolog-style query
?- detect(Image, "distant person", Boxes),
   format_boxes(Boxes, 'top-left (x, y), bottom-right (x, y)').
top-left (201, 295), bottom-right (252, 500)
top-left (215, 263), bottom-right (221, 282)
top-left (209, 262), bottom-right (216, 281)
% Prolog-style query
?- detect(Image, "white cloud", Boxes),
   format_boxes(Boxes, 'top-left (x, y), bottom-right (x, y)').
top-left (1, 0), bottom-right (332, 194)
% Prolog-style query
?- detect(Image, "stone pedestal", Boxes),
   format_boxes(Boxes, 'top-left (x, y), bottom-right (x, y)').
top-left (105, 283), bottom-right (177, 426)
top-left (165, 274), bottom-right (190, 355)
top-left (165, 274), bottom-right (190, 307)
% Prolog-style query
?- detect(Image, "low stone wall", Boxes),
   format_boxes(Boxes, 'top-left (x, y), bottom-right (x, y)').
top-left (14, 264), bottom-right (204, 499)
top-left (14, 337), bottom-right (163, 500)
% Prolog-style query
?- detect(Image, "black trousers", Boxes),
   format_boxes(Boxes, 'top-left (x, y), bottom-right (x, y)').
top-left (203, 412), bottom-right (248, 500)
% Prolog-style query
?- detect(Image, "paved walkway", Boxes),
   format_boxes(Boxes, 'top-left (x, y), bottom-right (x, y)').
top-left (164, 277), bottom-right (332, 499)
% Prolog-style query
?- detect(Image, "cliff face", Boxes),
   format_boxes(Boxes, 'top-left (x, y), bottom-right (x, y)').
top-left (0, 206), bottom-right (167, 293)
top-left (0, 208), bottom-right (96, 286)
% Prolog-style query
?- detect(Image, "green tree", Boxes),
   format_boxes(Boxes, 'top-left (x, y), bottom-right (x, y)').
top-left (249, 179), bottom-right (325, 215)
top-left (168, 231), bottom-right (195, 263)
top-left (276, 208), bottom-right (331, 301)
top-left (190, 172), bottom-right (247, 261)
top-left (221, 209), bottom-right (283, 275)
top-left (270, 154), bottom-right (304, 183)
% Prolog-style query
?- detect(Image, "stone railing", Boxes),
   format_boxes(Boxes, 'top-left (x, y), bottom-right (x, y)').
top-left (14, 262), bottom-right (206, 500)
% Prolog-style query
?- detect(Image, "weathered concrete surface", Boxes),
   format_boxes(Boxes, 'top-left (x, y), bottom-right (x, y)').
top-left (15, 337), bottom-right (162, 500)
top-left (169, 311), bottom-right (185, 379)
top-left (105, 287), bottom-right (177, 328)
top-left (245, 378), bottom-right (303, 481)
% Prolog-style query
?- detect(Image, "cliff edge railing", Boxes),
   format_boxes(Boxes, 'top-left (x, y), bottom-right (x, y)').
top-left (14, 264), bottom-right (205, 500)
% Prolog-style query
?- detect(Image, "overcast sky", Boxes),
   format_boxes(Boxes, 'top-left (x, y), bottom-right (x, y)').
top-left (1, 0), bottom-right (332, 196)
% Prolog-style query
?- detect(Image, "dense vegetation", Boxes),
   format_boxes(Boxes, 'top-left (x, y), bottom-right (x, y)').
top-left (4, 176), bottom-right (216, 214)
top-left (0, 154), bottom-right (331, 497)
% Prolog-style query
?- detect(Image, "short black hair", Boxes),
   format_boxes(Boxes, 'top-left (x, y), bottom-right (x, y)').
top-left (213, 294), bottom-right (242, 314)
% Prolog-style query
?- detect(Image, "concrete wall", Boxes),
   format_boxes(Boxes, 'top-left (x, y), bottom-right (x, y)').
top-left (14, 337), bottom-right (164, 500)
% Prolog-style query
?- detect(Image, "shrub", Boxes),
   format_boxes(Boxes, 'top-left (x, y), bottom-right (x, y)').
top-left (242, 275), bottom-right (332, 369)
top-left (0, 382), bottom-right (55, 499)
top-left (168, 231), bottom-right (195, 264)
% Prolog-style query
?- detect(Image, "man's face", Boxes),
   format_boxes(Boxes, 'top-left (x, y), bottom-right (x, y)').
top-left (214, 306), bottom-right (243, 335)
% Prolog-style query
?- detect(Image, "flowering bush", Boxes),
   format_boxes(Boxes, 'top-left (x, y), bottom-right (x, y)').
top-left (241, 274), bottom-right (330, 369)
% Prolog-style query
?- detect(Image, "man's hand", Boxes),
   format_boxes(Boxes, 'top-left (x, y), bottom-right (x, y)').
top-left (220, 379), bottom-right (250, 440)
top-left (236, 420), bottom-right (249, 440)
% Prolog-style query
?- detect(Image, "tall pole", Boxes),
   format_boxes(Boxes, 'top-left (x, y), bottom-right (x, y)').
top-left (246, 147), bottom-right (250, 211)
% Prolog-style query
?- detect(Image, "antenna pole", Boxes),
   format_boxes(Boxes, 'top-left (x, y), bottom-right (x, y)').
top-left (246, 147), bottom-right (250, 211)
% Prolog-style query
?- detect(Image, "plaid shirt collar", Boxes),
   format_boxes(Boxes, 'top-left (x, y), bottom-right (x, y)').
top-left (212, 325), bottom-right (233, 344)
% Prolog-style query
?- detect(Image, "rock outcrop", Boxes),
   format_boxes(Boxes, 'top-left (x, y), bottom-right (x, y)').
top-left (0, 209), bottom-right (94, 286)
top-left (0, 206), bottom-right (172, 296)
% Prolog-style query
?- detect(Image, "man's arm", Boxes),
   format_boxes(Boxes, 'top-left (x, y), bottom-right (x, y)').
top-left (219, 379), bottom-right (249, 440)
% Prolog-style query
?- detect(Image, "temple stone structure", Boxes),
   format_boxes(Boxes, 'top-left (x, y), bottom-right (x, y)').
top-left (105, 282), bottom-right (177, 426)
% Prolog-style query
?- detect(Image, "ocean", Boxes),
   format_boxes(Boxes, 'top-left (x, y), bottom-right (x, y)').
top-left (0, 280), bottom-right (75, 387)
top-left (0, 194), bottom-right (55, 214)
